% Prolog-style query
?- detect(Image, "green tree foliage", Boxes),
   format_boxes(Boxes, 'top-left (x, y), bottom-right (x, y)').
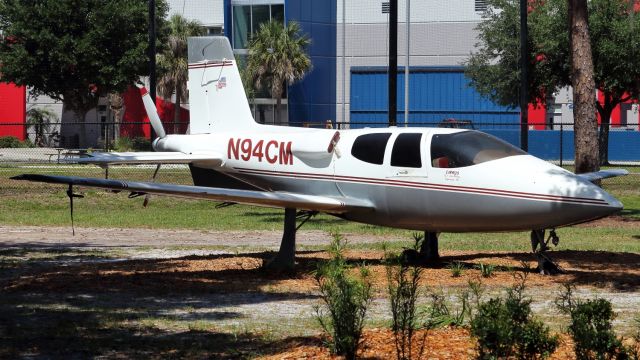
top-left (246, 21), bottom-right (311, 124)
top-left (156, 14), bottom-right (204, 133)
top-left (385, 235), bottom-right (427, 360)
top-left (471, 276), bottom-right (559, 359)
top-left (315, 233), bottom-right (372, 360)
top-left (0, 0), bottom-right (168, 144)
top-left (465, 0), bottom-right (640, 166)
top-left (26, 107), bottom-right (57, 147)
top-left (556, 285), bottom-right (630, 359)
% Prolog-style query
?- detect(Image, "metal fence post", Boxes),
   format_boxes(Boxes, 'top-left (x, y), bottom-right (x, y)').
top-left (559, 123), bottom-right (563, 168)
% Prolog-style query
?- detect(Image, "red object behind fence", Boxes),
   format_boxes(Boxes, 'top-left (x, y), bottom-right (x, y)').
top-left (121, 86), bottom-right (190, 139)
top-left (0, 82), bottom-right (26, 140)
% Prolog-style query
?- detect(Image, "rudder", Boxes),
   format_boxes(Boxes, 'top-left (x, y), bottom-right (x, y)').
top-left (187, 36), bottom-right (256, 133)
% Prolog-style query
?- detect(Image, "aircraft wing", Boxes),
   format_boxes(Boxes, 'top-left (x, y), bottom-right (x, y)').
top-left (69, 151), bottom-right (224, 168)
top-left (577, 169), bottom-right (629, 183)
top-left (11, 174), bottom-right (373, 213)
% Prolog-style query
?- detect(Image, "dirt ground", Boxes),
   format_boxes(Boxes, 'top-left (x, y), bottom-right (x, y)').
top-left (2, 224), bottom-right (640, 359)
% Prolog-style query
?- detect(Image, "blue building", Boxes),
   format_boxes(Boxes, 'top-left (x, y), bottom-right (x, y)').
top-left (222, 0), bottom-right (640, 162)
top-left (223, 0), bottom-right (513, 127)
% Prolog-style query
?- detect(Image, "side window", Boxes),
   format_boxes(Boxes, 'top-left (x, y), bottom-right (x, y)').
top-left (391, 133), bottom-right (422, 168)
top-left (351, 133), bottom-right (392, 165)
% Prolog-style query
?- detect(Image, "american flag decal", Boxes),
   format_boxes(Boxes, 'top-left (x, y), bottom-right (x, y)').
top-left (216, 77), bottom-right (227, 90)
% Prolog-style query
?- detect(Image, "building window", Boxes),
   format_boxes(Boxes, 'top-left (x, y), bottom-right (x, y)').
top-left (475, 0), bottom-right (488, 12)
top-left (232, 4), bottom-right (285, 50)
top-left (381, 2), bottom-right (390, 14)
top-left (207, 27), bottom-right (223, 36)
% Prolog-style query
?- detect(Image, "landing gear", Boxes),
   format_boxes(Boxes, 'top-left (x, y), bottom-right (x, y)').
top-left (420, 231), bottom-right (440, 261)
top-left (531, 229), bottom-right (563, 275)
top-left (403, 231), bottom-right (441, 264)
top-left (263, 208), bottom-right (317, 271)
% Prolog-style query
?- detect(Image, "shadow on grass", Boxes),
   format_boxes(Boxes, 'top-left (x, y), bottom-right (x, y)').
top-left (0, 248), bottom-right (328, 358)
top-left (242, 211), bottom-right (348, 227)
top-left (0, 299), bottom-right (298, 359)
top-left (621, 208), bottom-right (640, 218)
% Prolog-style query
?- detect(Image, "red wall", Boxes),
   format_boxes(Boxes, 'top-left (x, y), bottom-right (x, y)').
top-left (0, 82), bottom-right (26, 140)
top-left (121, 86), bottom-right (190, 138)
top-left (528, 103), bottom-right (547, 130)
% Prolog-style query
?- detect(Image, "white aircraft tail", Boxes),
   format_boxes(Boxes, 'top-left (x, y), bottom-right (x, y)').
top-left (187, 36), bottom-right (256, 133)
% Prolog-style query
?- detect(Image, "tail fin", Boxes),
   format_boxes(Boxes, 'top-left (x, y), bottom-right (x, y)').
top-left (139, 87), bottom-right (166, 139)
top-left (187, 36), bottom-right (256, 133)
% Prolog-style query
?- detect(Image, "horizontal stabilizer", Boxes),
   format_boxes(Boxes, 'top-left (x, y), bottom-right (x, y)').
top-left (69, 151), bottom-right (224, 168)
top-left (11, 174), bottom-right (374, 213)
top-left (577, 169), bottom-right (629, 183)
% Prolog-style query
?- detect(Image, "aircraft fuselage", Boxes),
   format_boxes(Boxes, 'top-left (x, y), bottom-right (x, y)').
top-left (153, 125), bottom-right (622, 232)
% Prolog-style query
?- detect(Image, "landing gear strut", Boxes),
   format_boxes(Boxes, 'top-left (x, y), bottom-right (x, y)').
top-left (531, 229), bottom-right (563, 275)
top-left (263, 208), bottom-right (317, 271)
top-left (420, 231), bottom-right (440, 261)
top-left (401, 231), bottom-right (440, 264)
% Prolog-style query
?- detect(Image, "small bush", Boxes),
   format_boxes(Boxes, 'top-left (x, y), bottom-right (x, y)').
top-left (471, 275), bottom-right (559, 359)
top-left (423, 289), bottom-right (469, 329)
top-left (385, 235), bottom-right (426, 360)
top-left (0, 136), bottom-right (33, 148)
top-left (556, 284), bottom-right (628, 359)
top-left (315, 233), bottom-right (373, 360)
top-left (113, 136), bottom-right (152, 151)
top-left (449, 261), bottom-right (465, 277)
top-left (477, 263), bottom-right (495, 278)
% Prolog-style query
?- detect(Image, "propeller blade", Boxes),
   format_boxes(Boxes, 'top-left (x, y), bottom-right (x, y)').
top-left (139, 86), bottom-right (166, 139)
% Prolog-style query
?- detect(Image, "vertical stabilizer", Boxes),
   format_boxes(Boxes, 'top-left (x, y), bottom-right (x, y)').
top-left (187, 37), bottom-right (256, 133)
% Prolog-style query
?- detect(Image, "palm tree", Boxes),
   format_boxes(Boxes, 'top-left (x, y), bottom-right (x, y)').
top-left (157, 14), bottom-right (205, 133)
top-left (26, 107), bottom-right (57, 147)
top-left (107, 92), bottom-right (124, 143)
top-left (247, 21), bottom-right (311, 125)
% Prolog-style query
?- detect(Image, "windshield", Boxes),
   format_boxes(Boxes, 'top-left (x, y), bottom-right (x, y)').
top-left (431, 131), bottom-right (526, 168)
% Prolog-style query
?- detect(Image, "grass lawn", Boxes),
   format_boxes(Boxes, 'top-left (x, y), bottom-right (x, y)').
top-left (1, 165), bottom-right (639, 359)
top-left (0, 164), bottom-right (638, 252)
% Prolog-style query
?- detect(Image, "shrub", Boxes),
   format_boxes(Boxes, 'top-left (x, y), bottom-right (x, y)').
top-left (477, 263), bottom-right (495, 278)
top-left (315, 233), bottom-right (373, 360)
top-left (113, 136), bottom-right (152, 151)
top-left (556, 284), bottom-right (628, 360)
top-left (385, 235), bottom-right (426, 360)
top-left (449, 261), bottom-right (465, 277)
top-left (0, 136), bottom-right (33, 148)
top-left (423, 289), bottom-right (469, 329)
top-left (471, 275), bottom-right (559, 359)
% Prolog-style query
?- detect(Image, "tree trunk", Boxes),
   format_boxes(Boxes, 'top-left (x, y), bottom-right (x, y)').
top-left (597, 99), bottom-right (614, 166)
top-left (76, 109), bottom-right (88, 148)
top-left (275, 96), bottom-right (282, 125)
top-left (174, 88), bottom-right (181, 134)
top-left (568, 0), bottom-right (599, 174)
top-left (63, 98), bottom-right (88, 148)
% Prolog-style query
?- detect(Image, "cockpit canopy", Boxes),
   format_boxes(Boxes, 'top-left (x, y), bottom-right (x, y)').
top-left (431, 131), bottom-right (526, 168)
top-left (349, 130), bottom-right (526, 168)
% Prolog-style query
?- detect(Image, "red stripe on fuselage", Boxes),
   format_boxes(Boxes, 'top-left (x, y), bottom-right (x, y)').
top-left (188, 61), bottom-right (234, 70)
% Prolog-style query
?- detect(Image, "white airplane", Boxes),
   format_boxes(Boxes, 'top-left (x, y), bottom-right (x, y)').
top-left (13, 37), bottom-right (627, 272)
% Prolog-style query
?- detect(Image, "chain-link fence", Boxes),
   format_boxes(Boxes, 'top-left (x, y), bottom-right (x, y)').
top-left (0, 121), bottom-right (192, 190)
top-left (0, 118), bottom-right (640, 178)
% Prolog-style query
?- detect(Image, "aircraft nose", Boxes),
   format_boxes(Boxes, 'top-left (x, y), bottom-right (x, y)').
top-left (581, 179), bottom-right (623, 217)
